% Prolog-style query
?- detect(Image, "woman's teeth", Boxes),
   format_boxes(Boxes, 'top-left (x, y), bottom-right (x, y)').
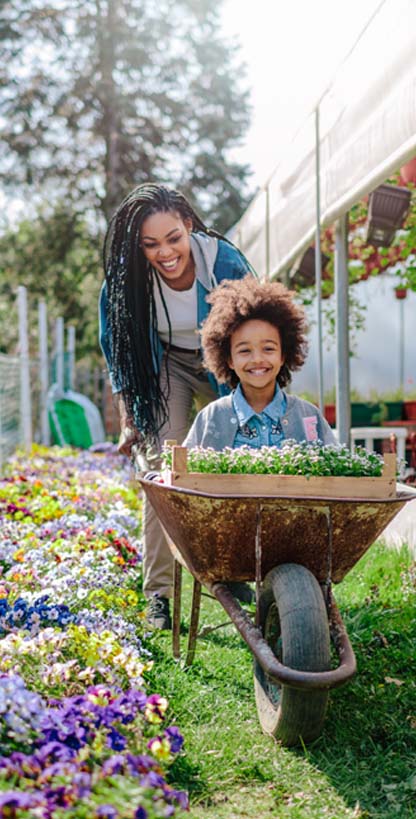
top-left (160, 258), bottom-right (179, 270)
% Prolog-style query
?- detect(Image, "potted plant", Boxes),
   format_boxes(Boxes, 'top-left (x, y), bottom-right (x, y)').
top-left (403, 399), bottom-right (416, 420)
top-left (324, 404), bottom-right (336, 427)
top-left (394, 286), bottom-right (407, 299)
top-left (365, 184), bottom-right (411, 247)
top-left (292, 246), bottom-right (330, 287)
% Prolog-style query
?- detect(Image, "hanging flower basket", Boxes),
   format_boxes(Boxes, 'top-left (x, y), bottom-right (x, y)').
top-left (365, 184), bottom-right (411, 247)
top-left (394, 286), bottom-right (407, 300)
top-left (292, 247), bottom-right (330, 286)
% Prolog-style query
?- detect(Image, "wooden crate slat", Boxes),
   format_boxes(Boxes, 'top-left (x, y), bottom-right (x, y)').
top-left (167, 471), bottom-right (395, 498)
top-left (165, 445), bottom-right (396, 499)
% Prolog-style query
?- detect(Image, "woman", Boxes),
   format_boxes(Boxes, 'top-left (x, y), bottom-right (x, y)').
top-left (99, 183), bottom-right (254, 628)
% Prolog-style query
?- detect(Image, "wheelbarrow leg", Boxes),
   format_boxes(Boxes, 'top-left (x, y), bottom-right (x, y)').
top-left (172, 559), bottom-right (182, 660)
top-left (184, 578), bottom-right (202, 667)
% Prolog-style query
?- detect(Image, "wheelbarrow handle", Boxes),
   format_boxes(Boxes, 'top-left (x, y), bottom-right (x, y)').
top-left (210, 583), bottom-right (356, 692)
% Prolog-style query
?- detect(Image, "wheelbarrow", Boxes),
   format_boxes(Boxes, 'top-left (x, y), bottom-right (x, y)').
top-left (138, 458), bottom-right (415, 746)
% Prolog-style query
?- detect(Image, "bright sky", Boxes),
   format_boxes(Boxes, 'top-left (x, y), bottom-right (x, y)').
top-left (221, 0), bottom-right (383, 189)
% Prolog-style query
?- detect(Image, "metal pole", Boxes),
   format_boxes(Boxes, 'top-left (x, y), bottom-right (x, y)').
top-left (18, 286), bottom-right (32, 450)
top-left (399, 298), bottom-right (405, 394)
top-left (38, 301), bottom-right (50, 446)
top-left (334, 213), bottom-right (351, 446)
top-left (265, 184), bottom-right (270, 278)
top-left (314, 106), bottom-right (324, 412)
top-left (55, 317), bottom-right (64, 392)
top-left (67, 325), bottom-right (75, 391)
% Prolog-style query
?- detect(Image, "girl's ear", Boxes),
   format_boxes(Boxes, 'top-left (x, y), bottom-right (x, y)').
top-left (184, 217), bottom-right (193, 234)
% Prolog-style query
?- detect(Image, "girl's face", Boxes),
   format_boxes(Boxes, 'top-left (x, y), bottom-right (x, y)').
top-left (140, 210), bottom-right (193, 285)
top-left (228, 319), bottom-right (285, 394)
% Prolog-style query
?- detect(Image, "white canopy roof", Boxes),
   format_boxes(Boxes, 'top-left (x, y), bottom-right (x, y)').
top-left (234, 0), bottom-right (416, 278)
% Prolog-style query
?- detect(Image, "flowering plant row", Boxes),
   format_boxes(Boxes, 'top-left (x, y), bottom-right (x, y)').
top-left (0, 445), bottom-right (188, 818)
top-left (162, 441), bottom-right (384, 478)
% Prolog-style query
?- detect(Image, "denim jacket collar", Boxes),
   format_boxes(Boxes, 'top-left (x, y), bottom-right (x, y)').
top-left (232, 382), bottom-right (286, 426)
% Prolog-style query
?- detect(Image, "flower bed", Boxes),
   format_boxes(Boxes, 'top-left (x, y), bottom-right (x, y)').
top-left (0, 445), bottom-right (188, 819)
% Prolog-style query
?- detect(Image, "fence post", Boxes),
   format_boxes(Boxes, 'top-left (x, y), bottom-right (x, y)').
top-left (67, 325), bottom-right (75, 391)
top-left (18, 286), bottom-right (32, 450)
top-left (55, 317), bottom-right (64, 392)
top-left (38, 301), bottom-right (50, 446)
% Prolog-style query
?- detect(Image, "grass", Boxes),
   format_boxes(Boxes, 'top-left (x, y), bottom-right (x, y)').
top-left (145, 543), bottom-right (416, 818)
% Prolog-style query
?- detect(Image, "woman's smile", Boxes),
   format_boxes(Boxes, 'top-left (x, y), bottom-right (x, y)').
top-left (140, 210), bottom-right (195, 288)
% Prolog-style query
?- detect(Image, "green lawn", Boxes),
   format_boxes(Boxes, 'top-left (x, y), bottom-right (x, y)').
top-left (145, 543), bottom-right (416, 819)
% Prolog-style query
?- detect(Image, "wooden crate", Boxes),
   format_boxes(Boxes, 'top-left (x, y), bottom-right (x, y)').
top-left (163, 445), bottom-right (397, 500)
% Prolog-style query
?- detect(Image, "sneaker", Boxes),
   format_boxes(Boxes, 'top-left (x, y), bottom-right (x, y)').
top-left (224, 581), bottom-right (255, 604)
top-left (147, 596), bottom-right (172, 630)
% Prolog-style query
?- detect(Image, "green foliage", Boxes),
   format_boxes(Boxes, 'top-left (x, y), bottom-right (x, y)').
top-left (0, 202), bottom-right (102, 359)
top-left (0, 0), bottom-right (251, 231)
top-left (162, 442), bottom-right (385, 476)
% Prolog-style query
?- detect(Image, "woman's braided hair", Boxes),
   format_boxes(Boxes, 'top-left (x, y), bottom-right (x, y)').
top-left (103, 183), bottom-right (226, 441)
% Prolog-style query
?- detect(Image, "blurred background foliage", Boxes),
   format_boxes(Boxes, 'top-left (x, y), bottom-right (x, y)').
top-left (0, 0), bottom-right (252, 362)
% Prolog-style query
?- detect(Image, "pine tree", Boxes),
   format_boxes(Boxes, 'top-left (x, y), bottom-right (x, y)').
top-left (0, 0), bottom-right (251, 230)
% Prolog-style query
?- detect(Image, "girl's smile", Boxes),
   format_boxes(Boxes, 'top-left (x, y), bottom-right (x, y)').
top-left (228, 319), bottom-right (285, 409)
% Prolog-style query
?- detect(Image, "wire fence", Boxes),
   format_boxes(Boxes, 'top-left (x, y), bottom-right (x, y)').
top-left (0, 354), bottom-right (21, 467)
top-left (0, 287), bottom-right (119, 472)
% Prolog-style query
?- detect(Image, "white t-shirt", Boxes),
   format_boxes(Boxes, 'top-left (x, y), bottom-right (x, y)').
top-left (153, 274), bottom-right (200, 349)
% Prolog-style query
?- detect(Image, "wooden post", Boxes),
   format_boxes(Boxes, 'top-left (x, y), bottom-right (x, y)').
top-left (67, 325), bottom-right (75, 391)
top-left (382, 452), bottom-right (396, 478)
top-left (172, 446), bottom-right (188, 473)
top-left (38, 301), bottom-right (50, 446)
top-left (18, 286), bottom-right (32, 450)
top-left (55, 317), bottom-right (64, 392)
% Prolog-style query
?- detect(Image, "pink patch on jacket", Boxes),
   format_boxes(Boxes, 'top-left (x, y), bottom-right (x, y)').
top-left (303, 415), bottom-right (318, 442)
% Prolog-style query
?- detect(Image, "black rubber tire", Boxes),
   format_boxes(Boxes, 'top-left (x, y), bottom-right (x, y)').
top-left (254, 563), bottom-right (330, 746)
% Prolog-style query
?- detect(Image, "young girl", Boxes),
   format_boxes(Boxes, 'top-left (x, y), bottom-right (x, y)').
top-left (99, 183), bottom-right (254, 628)
top-left (184, 276), bottom-right (336, 450)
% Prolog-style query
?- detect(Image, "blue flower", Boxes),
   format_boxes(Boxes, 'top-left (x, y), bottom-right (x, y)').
top-left (107, 728), bottom-right (127, 751)
top-left (165, 726), bottom-right (184, 753)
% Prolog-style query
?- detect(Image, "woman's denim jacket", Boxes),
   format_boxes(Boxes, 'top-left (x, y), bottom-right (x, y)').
top-left (99, 236), bottom-right (253, 411)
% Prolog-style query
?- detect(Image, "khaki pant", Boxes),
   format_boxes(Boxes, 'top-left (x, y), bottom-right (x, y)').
top-left (136, 349), bottom-right (217, 598)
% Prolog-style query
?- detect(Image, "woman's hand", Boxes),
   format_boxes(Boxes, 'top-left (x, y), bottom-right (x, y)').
top-left (116, 394), bottom-right (145, 457)
top-left (117, 425), bottom-right (145, 457)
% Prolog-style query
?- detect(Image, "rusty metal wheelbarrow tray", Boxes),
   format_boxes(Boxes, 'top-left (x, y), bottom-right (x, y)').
top-left (138, 478), bottom-right (413, 585)
top-left (138, 477), bottom-right (415, 724)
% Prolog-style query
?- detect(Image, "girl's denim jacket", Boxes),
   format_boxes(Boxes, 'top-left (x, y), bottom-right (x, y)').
top-left (99, 235), bottom-right (253, 411)
top-left (184, 393), bottom-right (337, 450)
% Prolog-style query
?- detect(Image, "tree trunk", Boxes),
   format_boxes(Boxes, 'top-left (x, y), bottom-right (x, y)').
top-left (96, 0), bottom-right (122, 223)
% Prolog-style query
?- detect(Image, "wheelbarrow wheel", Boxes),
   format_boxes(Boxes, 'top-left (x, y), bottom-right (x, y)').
top-left (254, 563), bottom-right (330, 746)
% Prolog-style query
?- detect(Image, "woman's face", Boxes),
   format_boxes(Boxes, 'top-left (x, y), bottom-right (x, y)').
top-left (140, 210), bottom-right (193, 283)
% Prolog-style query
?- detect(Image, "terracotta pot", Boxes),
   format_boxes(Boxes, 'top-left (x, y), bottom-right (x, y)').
top-left (324, 404), bottom-right (336, 426)
top-left (395, 287), bottom-right (407, 300)
top-left (404, 400), bottom-right (416, 420)
top-left (400, 158), bottom-right (416, 185)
